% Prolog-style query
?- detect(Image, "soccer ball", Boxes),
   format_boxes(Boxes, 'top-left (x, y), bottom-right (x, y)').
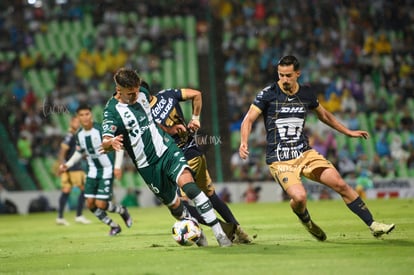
top-left (172, 219), bottom-right (202, 246)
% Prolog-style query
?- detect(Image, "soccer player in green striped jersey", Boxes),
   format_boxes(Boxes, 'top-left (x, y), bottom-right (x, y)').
top-left (146, 82), bottom-right (251, 244)
top-left (59, 104), bottom-right (132, 236)
top-left (100, 68), bottom-right (232, 247)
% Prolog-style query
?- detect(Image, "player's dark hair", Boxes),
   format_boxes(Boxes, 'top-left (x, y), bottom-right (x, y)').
top-left (76, 103), bottom-right (92, 113)
top-left (140, 80), bottom-right (153, 95)
top-left (114, 67), bottom-right (141, 88)
top-left (277, 55), bottom-right (300, 71)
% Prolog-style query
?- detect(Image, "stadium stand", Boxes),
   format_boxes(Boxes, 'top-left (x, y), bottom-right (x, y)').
top-left (1, 1), bottom-right (413, 190)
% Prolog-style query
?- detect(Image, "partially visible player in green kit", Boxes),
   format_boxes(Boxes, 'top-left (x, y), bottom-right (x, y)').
top-left (100, 67), bottom-right (232, 247)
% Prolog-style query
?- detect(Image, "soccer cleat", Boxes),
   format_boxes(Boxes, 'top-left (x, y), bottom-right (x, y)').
top-left (56, 218), bottom-right (70, 226)
top-left (75, 215), bottom-right (92, 224)
top-left (196, 228), bottom-right (208, 247)
top-left (370, 221), bottom-right (395, 238)
top-left (216, 233), bottom-right (232, 247)
top-left (120, 207), bottom-right (133, 228)
top-left (219, 220), bottom-right (237, 242)
top-left (302, 220), bottom-right (327, 241)
top-left (109, 225), bottom-right (122, 236)
top-left (234, 225), bottom-right (252, 244)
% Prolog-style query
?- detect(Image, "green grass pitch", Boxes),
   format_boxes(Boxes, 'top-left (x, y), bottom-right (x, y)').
top-left (0, 199), bottom-right (413, 275)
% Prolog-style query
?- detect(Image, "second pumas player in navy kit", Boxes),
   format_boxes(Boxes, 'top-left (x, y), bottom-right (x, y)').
top-left (148, 85), bottom-right (251, 244)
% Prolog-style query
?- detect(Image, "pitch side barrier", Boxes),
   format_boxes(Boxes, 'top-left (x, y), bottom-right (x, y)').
top-left (1, 179), bottom-right (414, 214)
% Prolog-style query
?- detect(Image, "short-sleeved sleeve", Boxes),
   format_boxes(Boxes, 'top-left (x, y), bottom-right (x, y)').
top-left (102, 108), bottom-right (118, 138)
top-left (252, 89), bottom-right (267, 112)
top-left (307, 89), bottom-right (319, 110)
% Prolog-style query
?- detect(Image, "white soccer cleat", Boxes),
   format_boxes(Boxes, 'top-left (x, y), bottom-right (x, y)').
top-left (370, 221), bottom-right (395, 238)
top-left (216, 233), bottom-right (232, 247)
top-left (75, 215), bottom-right (92, 224)
top-left (196, 229), bottom-right (208, 247)
top-left (56, 218), bottom-right (70, 226)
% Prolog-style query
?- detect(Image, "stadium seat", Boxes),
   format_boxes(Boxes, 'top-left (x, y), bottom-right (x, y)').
top-left (92, 105), bottom-right (104, 123)
top-left (31, 158), bottom-right (56, 191)
top-left (127, 12), bottom-right (138, 23)
top-left (409, 168), bottom-right (414, 177)
top-left (397, 164), bottom-right (408, 178)
top-left (43, 156), bottom-right (60, 189)
top-left (121, 171), bottom-right (135, 189)
top-left (179, 101), bottom-right (192, 121)
top-left (162, 59), bottom-right (175, 88)
top-left (186, 40), bottom-right (199, 87)
top-left (174, 40), bottom-right (187, 87)
top-left (231, 130), bottom-right (241, 151)
top-left (184, 16), bottom-right (196, 39)
top-left (135, 173), bottom-right (145, 187)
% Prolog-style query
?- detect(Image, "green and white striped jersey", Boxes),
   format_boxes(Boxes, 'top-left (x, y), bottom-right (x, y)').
top-left (102, 91), bottom-right (174, 169)
top-left (76, 122), bottom-right (115, 179)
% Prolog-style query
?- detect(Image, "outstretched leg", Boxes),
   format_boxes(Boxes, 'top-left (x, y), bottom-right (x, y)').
top-left (318, 167), bottom-right (395, 237)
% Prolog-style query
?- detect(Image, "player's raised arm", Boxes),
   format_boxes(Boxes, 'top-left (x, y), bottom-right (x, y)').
top-left (314, 104), bottom-right (369, 139)
top-left (182, 88), bottom-right (202, 132)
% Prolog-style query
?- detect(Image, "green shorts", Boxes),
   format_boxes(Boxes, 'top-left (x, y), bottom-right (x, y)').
top-left (138, 146), bottom-right (190, 206)
top-left (84, 177), bottom-right (114, 201)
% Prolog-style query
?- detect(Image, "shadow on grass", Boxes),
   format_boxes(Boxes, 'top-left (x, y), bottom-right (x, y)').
top-left (325, 238), bottom-right (414, 247)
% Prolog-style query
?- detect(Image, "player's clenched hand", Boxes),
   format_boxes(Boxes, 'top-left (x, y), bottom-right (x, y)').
top-left (239, 143), bottom-right (249, 160)
top-left (100, 135), bottom-right (124, 153)
top-left (348, 130), bottom-right (369, 139)
top-left (58, 163), bottom-right (68, 175)
top-left (187, 119), bottom-right (200, 132)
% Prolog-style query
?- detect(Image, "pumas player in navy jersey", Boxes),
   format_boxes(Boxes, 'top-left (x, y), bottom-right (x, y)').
top-left (239, 55), bottom-right (395, 240)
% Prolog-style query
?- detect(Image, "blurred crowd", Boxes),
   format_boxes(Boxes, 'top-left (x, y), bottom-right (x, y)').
top-left (0, 0), bottom-right (203, 190)
top-left (1, 0), bottom-right (413, 190)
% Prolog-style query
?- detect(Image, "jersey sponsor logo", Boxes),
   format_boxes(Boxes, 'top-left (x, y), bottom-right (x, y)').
top-left (148, 183), bottom-right (160, 194)
top-left (151, 97), bottom-right (174, 120)
top-left (200, 202), bottom-right (210, 210)
top-left (287, 97), bottom-right (295, 101)
top-left (280, 106), bottom-right (305, 113)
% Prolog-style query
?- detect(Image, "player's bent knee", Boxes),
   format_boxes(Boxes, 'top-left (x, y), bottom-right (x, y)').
top-left (291, 192), bottom-right (307, 203)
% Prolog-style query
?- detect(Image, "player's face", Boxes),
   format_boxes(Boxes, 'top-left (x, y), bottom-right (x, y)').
top-left (278, 65), bottom-right (300, 93)
top-left (77, 109), bottom-right (93, 129)
top-left (70, 117), bottom-right (80, 131)
top-left (116, 86), bottom-right (139, 105)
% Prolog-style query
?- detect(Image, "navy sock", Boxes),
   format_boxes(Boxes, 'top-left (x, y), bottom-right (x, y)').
top-left (58, 193), bottom-right (69, 218)
top-left (209, 192), bottom-right (238, 225)
top-left (76, 191), bottom-right (85, 217)
top-left (294, 208), bottom-right (311, 223)
top-left (347, 197), bottom-right (374, 226)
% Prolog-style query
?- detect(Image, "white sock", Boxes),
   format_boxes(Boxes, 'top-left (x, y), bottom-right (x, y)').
top-left (192, 192), bottom-right (217, 225)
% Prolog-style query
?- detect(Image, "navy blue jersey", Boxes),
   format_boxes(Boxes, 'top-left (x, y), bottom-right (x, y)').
top-left (149, 88), bottom-right (202, 160)
top-left (62, 132), bottom-right (83, 171)
top-left (252, 83), bottom-right (319, 163)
